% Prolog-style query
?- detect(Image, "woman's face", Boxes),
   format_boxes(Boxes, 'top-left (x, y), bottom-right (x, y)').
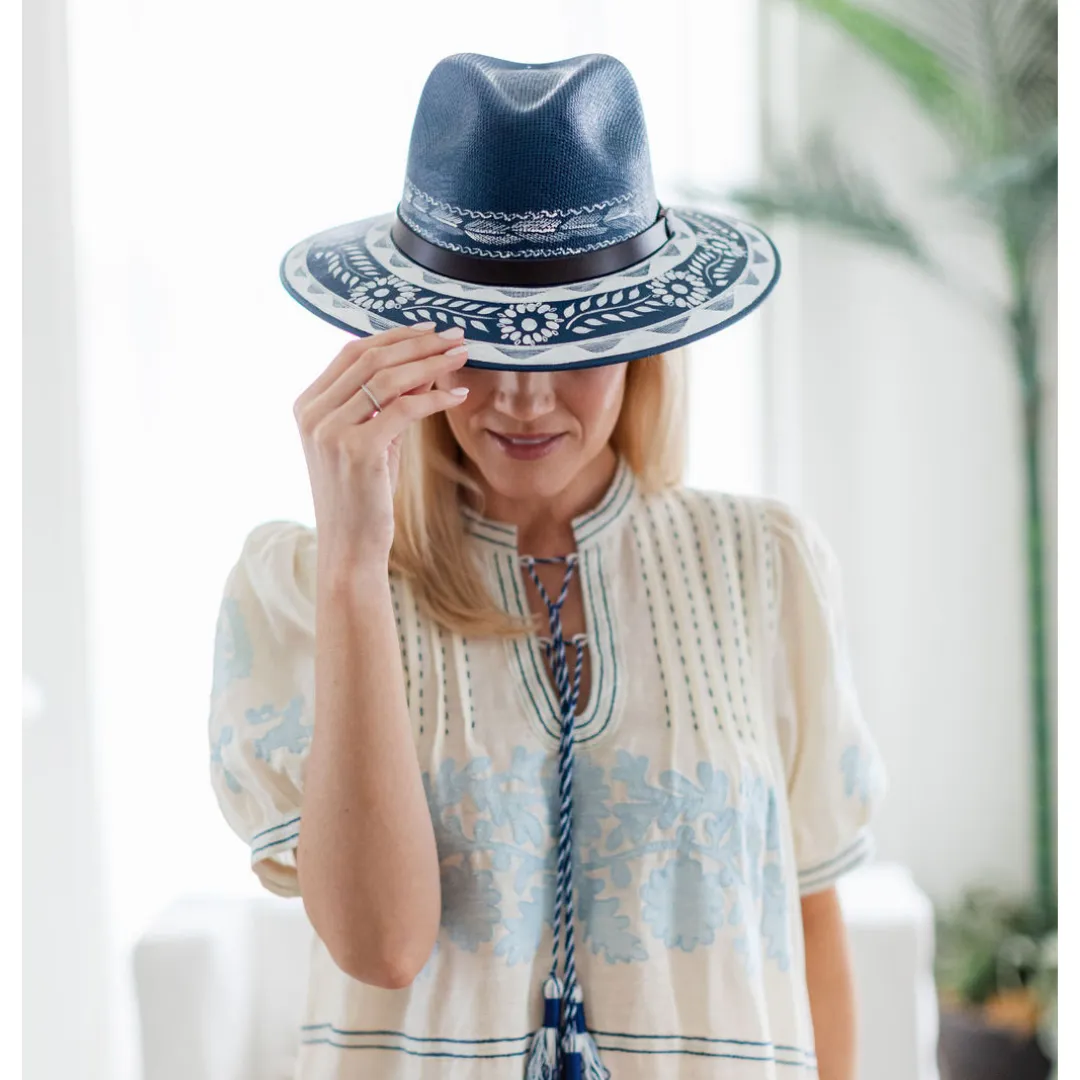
top-left (436, 362), bottom-right (629, 503)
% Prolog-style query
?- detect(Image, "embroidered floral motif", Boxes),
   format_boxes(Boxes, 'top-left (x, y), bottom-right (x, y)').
top-left (440, 863), bottom-right (503, 951)
top-left (211, 597), bottom-right (253, 699)
top-left (841, 744), bottom-right (885, 806)
top-left (209, 725), bottom-right (242, 794)
top-left (648, 269), bottom-right (709, 308)
top-left (498, 302), bottom-right (562, 344)
top-left (245, 696), bottom-right (310, 762)
top-left (760, 863), bottom-right (790, 972)
top-left (349, 275), bottom-right (418, 311)
top-left (303, 212), bottom-right (757, 348)
top-left (421, 746), bottom-right (791, 971)
top-left (641, 853), bottom-right (729, 951)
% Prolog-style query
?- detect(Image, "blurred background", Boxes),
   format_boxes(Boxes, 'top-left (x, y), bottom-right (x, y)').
top-left (23, 1), bottom-right (1058, 1078)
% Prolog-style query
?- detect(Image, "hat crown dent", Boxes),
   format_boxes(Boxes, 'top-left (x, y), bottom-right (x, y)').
top-left (401, 53), bottom-right (658, 251)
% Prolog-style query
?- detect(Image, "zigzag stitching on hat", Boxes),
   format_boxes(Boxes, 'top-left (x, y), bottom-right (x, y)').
top-left (402, 178), bottom-right (638, 221)
top-left (399, 215), bottom-right (638, 260)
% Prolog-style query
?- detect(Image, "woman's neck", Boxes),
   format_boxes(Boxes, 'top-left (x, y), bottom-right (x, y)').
top-left (467, 446), bottom-right (619, 557)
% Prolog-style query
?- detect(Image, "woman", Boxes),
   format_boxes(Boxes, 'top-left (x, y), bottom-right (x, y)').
top-left (209, 53), bottom-right (886, 1080)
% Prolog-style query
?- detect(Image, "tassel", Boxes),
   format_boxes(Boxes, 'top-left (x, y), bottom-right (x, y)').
top-left (524, 974), bottom-right (563, 1080)
top-left (560, 1019), bottom-right (583, 1080)
top-left (573, 984), bottom-right (610, 1080)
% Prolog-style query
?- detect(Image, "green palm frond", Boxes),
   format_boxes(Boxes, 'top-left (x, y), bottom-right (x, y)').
top-left (892, 0), bottom-right (1056, 138)
top-left (947, 123), bottom-right (1057, 257)
top-left (794, 0), bottom-right (995, 154)
top-left (708, 134), bottom-right (927, 263)
top-left (985, 0), bottom-right (1057, 135)
top-left (946, 125), bottom-right (1057, 203)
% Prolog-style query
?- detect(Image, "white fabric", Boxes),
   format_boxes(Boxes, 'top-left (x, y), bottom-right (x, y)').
top-left (133, 865), bottom-right (938, 1080)
top-left (208, 457), bottom-right (887, 1078)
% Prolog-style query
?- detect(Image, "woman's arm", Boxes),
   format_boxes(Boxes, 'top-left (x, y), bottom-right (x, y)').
top-left (801, 886), bottom-right (857, 1080)
top-left (297, 564), bottom-right (442, 990)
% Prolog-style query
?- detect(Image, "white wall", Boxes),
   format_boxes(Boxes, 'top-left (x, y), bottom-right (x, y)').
top-left (762, 5), bottom-right (1056, 901)
top-left (22, 0), bottom-right (111, 1077)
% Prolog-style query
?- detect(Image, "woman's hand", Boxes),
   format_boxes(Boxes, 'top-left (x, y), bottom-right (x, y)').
top-left (293, 322), bottom-right (470, 570)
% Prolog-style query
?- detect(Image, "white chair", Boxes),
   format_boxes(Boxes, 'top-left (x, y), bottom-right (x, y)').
top-left (133, 862), bottom-right (939, 1080)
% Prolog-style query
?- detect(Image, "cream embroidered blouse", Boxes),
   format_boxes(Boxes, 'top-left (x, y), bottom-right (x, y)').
top-left (208, 456), bottom-right (887, 1078)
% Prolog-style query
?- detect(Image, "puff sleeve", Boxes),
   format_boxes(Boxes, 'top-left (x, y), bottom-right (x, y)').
top-left (208, 520), bottom-right (318, 898)
top-left (766, 503), bottom-right (887, 895)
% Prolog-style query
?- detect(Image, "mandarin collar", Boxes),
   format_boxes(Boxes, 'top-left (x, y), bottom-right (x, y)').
top-left (460, 455), bottom-right (639, 555)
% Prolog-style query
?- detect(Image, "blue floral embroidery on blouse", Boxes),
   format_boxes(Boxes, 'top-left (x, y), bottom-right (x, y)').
top-left (211, 597), bottom-right (253, 698)
top-left (760, 863), bottom-right (790, 972)
top-left (440, 863), bottom-right (503, 951)
top-left (246, 696), bottom-right (310, 761)
top-left (209, 725), bottom-right (242, 794)
top-left (422, 747), bottom-right (791, 972)
top-left (841, 744), bottom-right (882, 806)
top-left (640, 852), bottom-right (729, 951)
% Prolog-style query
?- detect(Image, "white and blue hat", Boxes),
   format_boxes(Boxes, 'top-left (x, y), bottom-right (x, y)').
top-left (280, 52), bottom-right (781, 371)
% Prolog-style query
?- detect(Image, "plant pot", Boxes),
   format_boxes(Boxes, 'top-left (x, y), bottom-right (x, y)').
top-left (938, 1007), bottom-right (1051, 1080)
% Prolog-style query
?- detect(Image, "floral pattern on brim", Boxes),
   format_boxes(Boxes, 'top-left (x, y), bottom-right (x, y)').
top-left (348, 275), bottom-right (418, 311)
top-left (304, 212), bottom-right (752, 347)
top-left (498, 303), bottom-right (561, 345)
top-left (648, 269), bottom-right (710, 308)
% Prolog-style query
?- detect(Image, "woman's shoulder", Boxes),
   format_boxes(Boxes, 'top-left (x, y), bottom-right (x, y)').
top-left (223, 520), bottom-right (319, 639)
top-left (639, 483), bottom-right (811, 544)
top-left (227, 519), bottom-right (412, 618)
top-left (636, 486), bottom-right (839, 605)
top-left (232, 518), bottom-right (317, 588)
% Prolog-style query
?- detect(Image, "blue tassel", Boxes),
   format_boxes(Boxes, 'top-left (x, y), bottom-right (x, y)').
top-left (560, 1020), bottom-right (583, 1080)
top-left (524, 974), bottom-right (563, 1080)
top-left (571, 984), bottom-right (610, 1080)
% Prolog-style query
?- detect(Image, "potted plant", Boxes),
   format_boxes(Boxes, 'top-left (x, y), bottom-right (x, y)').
top-left (935, 889), bottom-right (1056, 1078)
top-left (697, 1), bottom-right (1058, 1075)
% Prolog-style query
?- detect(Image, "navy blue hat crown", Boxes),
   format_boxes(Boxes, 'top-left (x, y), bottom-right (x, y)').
top-left (393, 53), bottom-right (665, 275)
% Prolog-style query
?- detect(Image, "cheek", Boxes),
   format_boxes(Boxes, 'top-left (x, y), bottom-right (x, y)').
top-left (567, 367), bottom-right (627, 431)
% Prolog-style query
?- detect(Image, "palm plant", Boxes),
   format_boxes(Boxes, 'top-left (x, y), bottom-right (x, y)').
top-left (709, 0), bottom-right (1058, 1066)
top-left (710, 0), bottom-right (1056, 909)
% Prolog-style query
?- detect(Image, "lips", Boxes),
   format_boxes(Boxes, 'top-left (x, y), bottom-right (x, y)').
top-left (486, 430), bottom-right (567, 460)
top-left (492, 433), bottom-right (562, 444)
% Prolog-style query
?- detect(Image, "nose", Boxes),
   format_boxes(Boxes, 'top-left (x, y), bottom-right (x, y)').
top-left (493, 370), bottom-right (557, 422)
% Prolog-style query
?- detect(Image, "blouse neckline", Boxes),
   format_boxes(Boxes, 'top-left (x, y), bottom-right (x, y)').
top-left (459, 454), bottom-right (639, 556)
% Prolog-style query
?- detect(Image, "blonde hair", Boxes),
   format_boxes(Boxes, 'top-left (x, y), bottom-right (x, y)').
top-left (388, 349), bottom-right (687, 638)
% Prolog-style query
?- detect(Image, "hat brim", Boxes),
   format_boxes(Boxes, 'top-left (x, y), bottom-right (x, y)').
top-left (279, 207), bottom-right (780, 371)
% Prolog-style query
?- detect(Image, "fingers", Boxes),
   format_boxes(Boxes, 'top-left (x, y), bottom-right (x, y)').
top-left (310, 327), bottom-right (467, 419)
top-left (294, 324), bottom-right (469, 435)
top-left (368, 385), bottom-right (471, 442)
top-left (333, 344), bottom-right (468, 426)
top-left (301, 322), bottom-right (435, 403)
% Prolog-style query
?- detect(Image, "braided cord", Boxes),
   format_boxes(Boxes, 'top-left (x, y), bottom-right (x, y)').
top-left (523, 555), bottom-right (587, 1028)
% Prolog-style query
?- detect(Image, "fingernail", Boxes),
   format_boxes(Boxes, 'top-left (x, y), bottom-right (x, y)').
top-left (437, 326), bottom-right (465, 339)
top-left (444, 345), bottom-right (468, 356)
top-left (449, 387), bottom-right (470, 397)
top-left (412, 321), bottom-right (436, 331)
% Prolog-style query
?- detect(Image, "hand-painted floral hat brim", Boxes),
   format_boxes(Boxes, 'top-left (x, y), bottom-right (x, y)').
top-left (279, 206), bottom-right (780, 372)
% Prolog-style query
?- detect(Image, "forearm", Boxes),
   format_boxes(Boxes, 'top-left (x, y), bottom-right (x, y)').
top-left (299, 560), bottom-right (441, 988)
top-left (802, 887), bottom-right (857, 1080)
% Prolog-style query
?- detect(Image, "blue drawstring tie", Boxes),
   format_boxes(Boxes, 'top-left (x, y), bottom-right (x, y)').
top-left (521, 555), bottom-right (611, 1080)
